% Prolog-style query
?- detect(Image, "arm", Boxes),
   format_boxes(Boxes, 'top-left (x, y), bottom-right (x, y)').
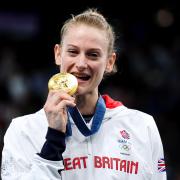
top-left (1, 90), bottom-right (75, 180)
top-left (1, 123), bottom-right (65, 180)
top-left (148, 117), bottom-right (167, 180)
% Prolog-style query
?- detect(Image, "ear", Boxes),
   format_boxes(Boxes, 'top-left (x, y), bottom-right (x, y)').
top-left (54, 44), bottom-right (61, 65)
top-left (105, 52), bottom-right (116, 73)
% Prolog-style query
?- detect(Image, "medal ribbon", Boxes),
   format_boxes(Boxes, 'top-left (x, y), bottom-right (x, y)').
top-left (66, 95), bottom-right (106, 137)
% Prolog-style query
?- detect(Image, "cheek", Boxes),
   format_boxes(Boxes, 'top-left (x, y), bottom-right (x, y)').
top-left (60, 59), bottom-right (72, 71)
top-left (93, 63), bottom-right (106, 77)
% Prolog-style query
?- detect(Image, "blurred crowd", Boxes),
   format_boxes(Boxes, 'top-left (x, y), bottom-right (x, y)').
top-left (0, 2), bottom-right (180, 180)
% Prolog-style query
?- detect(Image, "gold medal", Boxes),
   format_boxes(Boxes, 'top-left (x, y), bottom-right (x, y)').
top-left (48, 73), bottom-right (78, 95)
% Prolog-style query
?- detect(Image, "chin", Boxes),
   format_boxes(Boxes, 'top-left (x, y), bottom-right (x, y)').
top-left (75, 90), bottom-right (86, 96)
top-left (75, 87), bottom-right (91, 96)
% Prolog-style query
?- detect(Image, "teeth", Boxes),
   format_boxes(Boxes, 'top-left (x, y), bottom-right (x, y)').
top-left (73, 73), bottom-right (89, 78)
top-left (77, 75), bottom-right (88, 78)
top-left (72, 73), bottom-right (90, 81)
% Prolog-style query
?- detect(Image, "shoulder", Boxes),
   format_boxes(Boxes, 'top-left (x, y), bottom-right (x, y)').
top-left (120, 107), bottom-right (160, 136)
top-left (103, 94), bottom-right (153, 119)
top-left (5, 109), bottom-right (47, 136)
top-left (130, 108), bottom-right (154, 122)
top-left (3, 109), bottom-right (48, 159)
top-left (12, 108), bottom-right (46, 125)
top-left (107, 100), bottom-right (156, 127)
top-left (129, 108), bottom-right (154, 120)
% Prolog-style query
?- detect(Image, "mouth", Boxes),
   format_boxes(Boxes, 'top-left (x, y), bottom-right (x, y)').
top-left (71, 72), bottom-right (91, 81)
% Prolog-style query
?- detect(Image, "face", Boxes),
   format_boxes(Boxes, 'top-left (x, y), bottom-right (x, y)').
top-left (54, 24), bottom-right (116, 96)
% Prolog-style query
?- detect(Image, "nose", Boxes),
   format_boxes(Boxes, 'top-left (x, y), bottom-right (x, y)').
top-left (75, 54), bottom-right (87, 71)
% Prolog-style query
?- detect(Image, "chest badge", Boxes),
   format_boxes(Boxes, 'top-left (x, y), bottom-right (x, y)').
top-left (118, 129), bottom-right (132, 156)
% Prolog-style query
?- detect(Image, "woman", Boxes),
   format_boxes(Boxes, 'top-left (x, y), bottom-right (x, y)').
top-left (1, 8), bottom-right (166, 179)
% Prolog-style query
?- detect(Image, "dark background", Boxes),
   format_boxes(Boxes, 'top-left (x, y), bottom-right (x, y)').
top-left (0, 0), bottom-right (180, 179)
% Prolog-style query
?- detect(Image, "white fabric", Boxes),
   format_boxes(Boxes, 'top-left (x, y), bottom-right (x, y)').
top-left (1, 105), bottom-right (167, 180)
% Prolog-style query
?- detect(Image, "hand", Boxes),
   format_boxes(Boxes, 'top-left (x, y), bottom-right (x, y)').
top-left (43, 90), bottom-right (76, 133)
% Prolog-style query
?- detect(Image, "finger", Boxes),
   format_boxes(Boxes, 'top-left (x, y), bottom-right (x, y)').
top-left (47, 91), bottom-right (75, 106)
top-left (55, 99), bottom-right (76, 111)
top-left (53, 92), bottom-right (75, 106)
top-left (47, 90), bottom-right (58, 97)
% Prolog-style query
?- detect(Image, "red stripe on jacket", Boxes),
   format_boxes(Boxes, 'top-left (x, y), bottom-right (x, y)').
top-left (102, 94), bottom-right (123, 109)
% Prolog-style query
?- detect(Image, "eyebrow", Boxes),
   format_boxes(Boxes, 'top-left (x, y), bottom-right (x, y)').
top-left (67, 44), bottom-right (77, 48)
top-left (67, 44), bottom-right (102, 51)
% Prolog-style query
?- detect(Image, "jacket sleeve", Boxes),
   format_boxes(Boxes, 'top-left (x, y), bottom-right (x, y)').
top-left (148, 117), bottom-right (167, 180)
top-left (1, 120), bottom-right (65, 180)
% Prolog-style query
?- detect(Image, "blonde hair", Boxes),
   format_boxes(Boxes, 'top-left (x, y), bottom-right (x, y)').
top-left (60, 8), bottom-right (117, 74)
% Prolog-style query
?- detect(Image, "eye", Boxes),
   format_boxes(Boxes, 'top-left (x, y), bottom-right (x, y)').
top-left (67, 49), bottom-right (78, 56)
top-left (87, 52), bottom-right (100, 60)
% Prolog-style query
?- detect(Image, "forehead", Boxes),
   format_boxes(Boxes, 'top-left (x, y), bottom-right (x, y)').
top-left (62, 24), bottom-right (108, 49)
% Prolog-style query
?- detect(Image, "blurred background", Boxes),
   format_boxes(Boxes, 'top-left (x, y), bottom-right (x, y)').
top-left (0, 0), bottom-right (179, 179)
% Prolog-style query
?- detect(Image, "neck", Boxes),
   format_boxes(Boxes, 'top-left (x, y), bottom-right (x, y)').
top-left (75, 91), bottom-right (99, 115)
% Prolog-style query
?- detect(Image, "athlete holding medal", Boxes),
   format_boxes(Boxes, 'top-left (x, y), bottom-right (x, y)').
top-left (1, 8), bottom-right (167, 180)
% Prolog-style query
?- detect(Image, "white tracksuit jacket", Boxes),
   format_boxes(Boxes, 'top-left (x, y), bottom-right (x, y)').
top-left (1, 95), bottom-right (167, 180)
